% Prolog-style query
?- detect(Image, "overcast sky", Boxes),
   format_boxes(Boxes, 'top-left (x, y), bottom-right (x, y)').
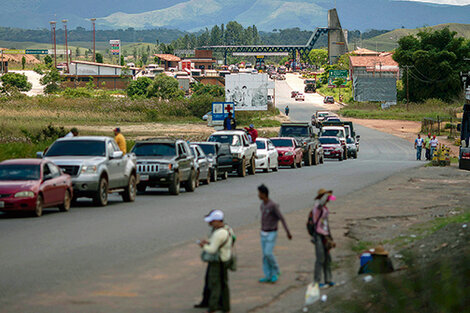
top-left (408, 0), bottom-right (470, 5)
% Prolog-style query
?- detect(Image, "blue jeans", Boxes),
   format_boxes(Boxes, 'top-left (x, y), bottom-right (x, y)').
top-left (430, 147), bottom-right (436, 159)
top-left (260, 231), bottom-right (279, 279)
top-left (416, 146), bottom-right (422, 160)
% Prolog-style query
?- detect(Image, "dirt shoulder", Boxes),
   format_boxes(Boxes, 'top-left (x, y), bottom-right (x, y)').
top-left (345, 117), bottom-right (460, 157)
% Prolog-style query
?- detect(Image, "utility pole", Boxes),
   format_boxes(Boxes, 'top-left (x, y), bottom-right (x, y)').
top-left (50, 21), bottom-right (57, 68)
top-left (62, 19), bottom-right (69, 73)
top-left (90, 18), bottom-right (96, 62)
top-left (401, 65), bottom-right (413, 110)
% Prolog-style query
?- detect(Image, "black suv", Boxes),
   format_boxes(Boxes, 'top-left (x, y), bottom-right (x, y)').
top-left (131, 138), bottom-right (197, 195)
top-left (279, 122), bottom-right (324, 166)
top-left (191, 142), bottom-right (234, 181)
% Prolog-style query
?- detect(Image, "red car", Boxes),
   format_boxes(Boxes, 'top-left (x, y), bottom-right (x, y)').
top-left (319, 137), bottom-right (344, 161)
top-left (291, 91), bottom-right (299, 98)
top-left (270, 137), bottom-right (303, 168)
top-left (0, 159), bottom-right (73, 217)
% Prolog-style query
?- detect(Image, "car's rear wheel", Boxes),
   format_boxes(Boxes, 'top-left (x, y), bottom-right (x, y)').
top-left (211, 168), bottom-right (218, 182)
top-left (248, 157), bottom-right (256, 175)
top-left (305, 148), bottom-right (312, 166)
top-left (221, 171), bottom-right (228, 180)
top-left (33, 194), bottom-right (43, 217)
top-left (169, 173), bottom-right (180, 195)
top-left (58, 190), bottom-right (71, 212)
top-left (237, 158), bottom-right (246, 177)
top-left (93, 177), bottom-right (108, 206)
top-left (122, 174), bottom-right (137, 202)
top-left (185, 170), bottom-right (197, 192)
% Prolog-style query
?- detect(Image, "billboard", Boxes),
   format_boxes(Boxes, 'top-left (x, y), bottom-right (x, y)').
top-left (225, 73), bottom-right (274, 111)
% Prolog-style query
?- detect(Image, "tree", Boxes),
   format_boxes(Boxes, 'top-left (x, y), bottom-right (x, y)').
top-left (95, 53), bottom-right (103, 63)
top-left (308, 49), bottom-right (328, 69)
top-left (126, 76), bottom-right (153, 98)
top-left (393, 27), bottom-right (470, 102)
top-left (210, 25), bottom-right (222, 45)
top-left (225, 21), bottom-right (244, 45)
top-left (0, 72), bottom-right (32, 93)
top-left (192, 83), bottom-right (225, 97)
top-left (21, 56), bottom-right (26, 70)
top-left (44, 55), bottom-right (53, 66)
top-left (147, 74), bottom-right (184, 100)
top-left (121, 55), bottom-right (125, 66)
top-left (75, 47), bottom-right (80, 57)
top-left (40, 69), bottom-right (63, 94)
top-left (333, 78), bottom-right (345, 88)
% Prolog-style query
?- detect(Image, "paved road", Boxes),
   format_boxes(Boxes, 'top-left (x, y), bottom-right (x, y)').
top-left (0, 74), bottom-right (418, 312)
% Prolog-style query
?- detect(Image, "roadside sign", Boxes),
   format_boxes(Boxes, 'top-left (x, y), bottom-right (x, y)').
top-left (48, 50), bottom-right (71, 55)
top-left (26, 49), bottom-right (48, 55)
top-left (109, 40), bottom-right (121, 56)
top-left (328, 69), bottom-right (348, 88)
top-left (3, 50), bottom-right (26, 54)
top-left (212, 102), bottom-right (235, 121)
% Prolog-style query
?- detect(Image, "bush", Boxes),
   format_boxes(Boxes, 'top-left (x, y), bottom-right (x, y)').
top-left (0, 72), bottom-right (32, 92)
top-left (187, 95), bottom-right (217, 118)
top-left (62, 87), bottom-right (94, 98)
top-left (126, 77), bottom-right (153, 98)
top-left (21, 123), bottom-right (67, 144)
top-left (147, 74), bottom-right (184, 100)
top-left (192, 83), bottom-right (225, 97)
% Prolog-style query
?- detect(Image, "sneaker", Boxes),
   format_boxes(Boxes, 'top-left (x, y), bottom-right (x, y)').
top-left (328, 282), bottom-right (336, 287)
top-left (319, 283), bottom-right (329, 289)
top-left (259, 277), bottom-right (271, 283)
top-left (270, 275), bottom-right (278, 283)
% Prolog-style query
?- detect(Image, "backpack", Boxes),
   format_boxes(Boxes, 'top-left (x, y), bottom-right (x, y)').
top-left (306, 207), bottom-right (323, 237)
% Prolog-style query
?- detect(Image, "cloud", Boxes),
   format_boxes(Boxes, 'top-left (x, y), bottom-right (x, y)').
top-left (407, 0), bottom-right (470, 5)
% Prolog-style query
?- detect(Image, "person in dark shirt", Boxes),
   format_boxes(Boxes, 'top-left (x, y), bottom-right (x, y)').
top-left (258, 184), bottom-right (292, 283)
top-left (223, 112), bottom-right (237, 130)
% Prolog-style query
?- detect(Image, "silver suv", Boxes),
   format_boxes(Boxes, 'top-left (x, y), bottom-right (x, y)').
top-left (38, 136), bottom-right (137, 206)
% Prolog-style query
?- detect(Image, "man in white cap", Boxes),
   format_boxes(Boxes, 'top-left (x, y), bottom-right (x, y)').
top-left (198, 210), bottom-right (233, 313)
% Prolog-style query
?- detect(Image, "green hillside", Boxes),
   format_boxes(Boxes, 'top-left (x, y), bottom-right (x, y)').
top-left (358, 23), bottom-right (470, 52)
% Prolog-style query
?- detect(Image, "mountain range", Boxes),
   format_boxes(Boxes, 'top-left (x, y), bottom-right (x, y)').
top-left (1, 0), bottom-right (470, 32)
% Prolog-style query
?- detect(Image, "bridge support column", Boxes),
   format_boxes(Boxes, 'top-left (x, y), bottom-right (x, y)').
top-left (328, 8), bottom-right (348, 64)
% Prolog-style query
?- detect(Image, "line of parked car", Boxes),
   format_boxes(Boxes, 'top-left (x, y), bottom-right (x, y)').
top-left (0, 113), bottom-right (359, 217)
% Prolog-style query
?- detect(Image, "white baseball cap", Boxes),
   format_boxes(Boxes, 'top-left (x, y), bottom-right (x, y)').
top-left (204, 210), bottom-right (224, 223)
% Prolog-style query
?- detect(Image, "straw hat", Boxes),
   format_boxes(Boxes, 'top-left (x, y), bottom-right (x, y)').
top-left (371, 245), bottom-right (389, 256)
top-left (315, 188), bottom-right (333, 199)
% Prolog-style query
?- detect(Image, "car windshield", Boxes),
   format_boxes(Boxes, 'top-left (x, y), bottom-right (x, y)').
top-left (197, 144), bottom-right (216, 156)
top-left (347, 138), bottom-right (355, 144)
top-left (132, 143), bottom-right (176, 157)
top-left (318, 113), bottom-right (328, 117)
top-left (46, 140), bottom-right (106, 157)
top-left (319, 137), bottom-right (340, 144)
top-left (0, 164), bottom-right (40, 181)
top-left (208, 135), bottom-right (241, 146)
top-left (321, 129), bottom-right (344, 137)
top-left (280, 126), bottom-right (308, 137)
top-left (256, 141), bottom-right (266, 149)
top-left (271, 139), bottom-right (293, 147)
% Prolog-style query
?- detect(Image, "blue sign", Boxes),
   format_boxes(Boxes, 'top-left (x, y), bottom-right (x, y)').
top-left (212, 102), bottom-right (235, 121)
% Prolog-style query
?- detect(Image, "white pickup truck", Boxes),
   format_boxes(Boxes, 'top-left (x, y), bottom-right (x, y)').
top-left (320, 126), bottom-right (348, 160)
top-left (208, 130), bottom-right (257, 177)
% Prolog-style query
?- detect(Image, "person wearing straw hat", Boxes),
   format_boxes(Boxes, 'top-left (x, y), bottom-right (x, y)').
top-left (310, 188), bottom-right (336, 289)
top-left (358, 245), bottom-right (394, 274)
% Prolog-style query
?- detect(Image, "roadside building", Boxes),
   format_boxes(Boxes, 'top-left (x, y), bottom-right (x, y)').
top-left (185, 50), bottom-right (217, 72)
top-left (62, 60), bottom-right (138, 90)
top-left (349, 52), bottom-right (399, 103)
top-left (154, 54), bottom-right (181, 71)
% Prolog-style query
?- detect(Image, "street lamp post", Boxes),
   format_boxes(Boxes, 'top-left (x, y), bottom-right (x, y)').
top-left (50, 21), bottom-right (57, 68)
top-left (62, 19), bottom-right (69, 73)
top-left (90, 18), bottom-right (96, 62)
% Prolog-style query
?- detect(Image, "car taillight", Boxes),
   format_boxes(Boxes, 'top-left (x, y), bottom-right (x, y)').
top-left (463, 152), bottom-right (470, 159)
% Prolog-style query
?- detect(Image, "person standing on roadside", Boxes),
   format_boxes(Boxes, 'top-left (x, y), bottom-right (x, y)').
top-left (285, 105), bottom-right (290, 117)
top-left (223, 112), bottom-right (236, 130)
top-left (64, 127), bottom-right (79, 137)
top-left (198, 210), bottom-right (233, 313)
top-left (414, 134), bottom-right (424, 160)
top-left (258, 184), bottom-right (292, 284)
top-left (308, 189), bottom-right (336, 289)
top-left (430, 135), bottom-right (439, 159)
top-left (424, 133), bottom-right (432, 160)
top-left (113, 127), bottom-right (127, 154)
